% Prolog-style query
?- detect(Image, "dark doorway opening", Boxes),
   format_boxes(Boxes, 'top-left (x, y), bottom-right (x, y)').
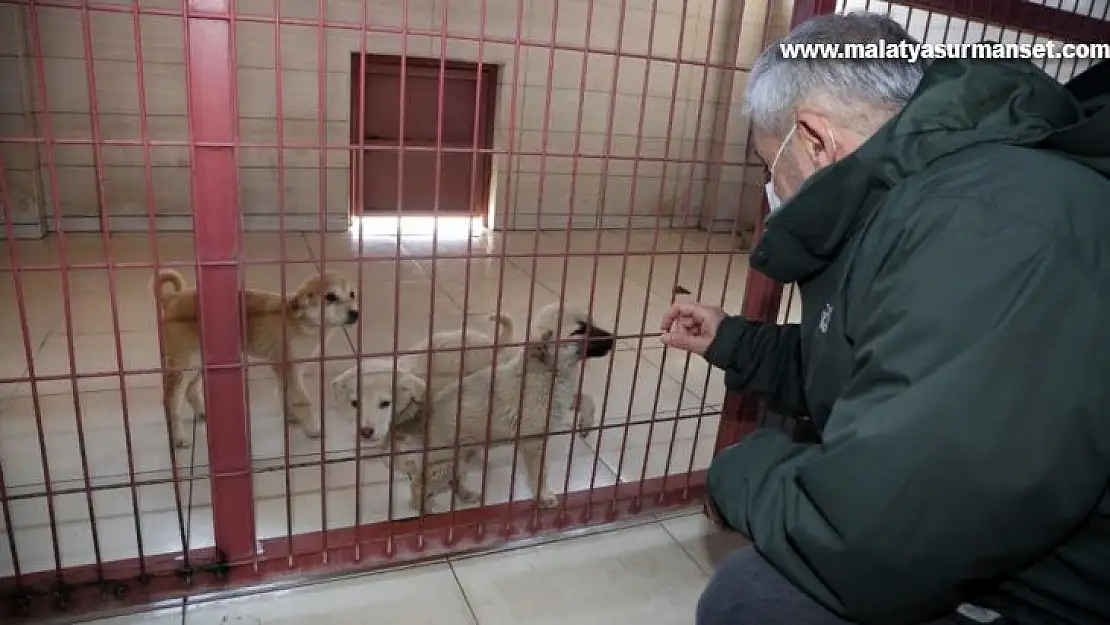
top-left (349, 54), bottom-right (499, 219)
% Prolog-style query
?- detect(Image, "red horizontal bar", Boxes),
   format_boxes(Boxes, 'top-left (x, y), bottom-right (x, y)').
top-left (0, 330), bottom-right (683, 385)
top-left (0, 138), bottom-right (763, 172)
top-left (0, 248), bottom-right (750, 275)
top-left (0, 0), bottom-right (751, 74)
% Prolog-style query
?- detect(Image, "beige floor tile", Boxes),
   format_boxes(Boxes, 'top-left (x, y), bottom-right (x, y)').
top-left (0, 233), bottom-right (109, 268)
top-left (488, 230), bottom-right (575, 256)
top-left (29, 331), bottom-right (163, 394)
top-left (82, 605), bottom-right (185, 625)
top-left (578, 351), bottom-right (703, 426)
top-left (319, 257), bottom-right (431, 284)
top-left (453, 275), bottom-right (560, 322)
top-left (642, 348), bottom-right (726, 415)
top-left (107, 232), bottom-right (198, 264)
top-left (598, 428), bottom-right (718, 483)
top-left (452, 522), bottom-right (706, 625)
top-left (0, 273), bottom-right (65, 343)
top-left (242, 232), bottom-right (316, 262)
top-left (642, 253), bottom-right (750, 305)
top-left (415, 255), bottom-right (531, 285)
top-left (182, 563), bottom-right (476, 625)
top-left (3, 485), bottom-right (214, 576)
top-left (343, 282), bottom-right (464, 356)
top-left (541, 229), bottom-right (736, 255)
top-left (308, 231), bottom-right (406, 261)
top-left (661, 513), bottom-right (751, 574)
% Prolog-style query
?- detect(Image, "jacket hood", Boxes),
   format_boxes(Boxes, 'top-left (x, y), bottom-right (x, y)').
top-left (753, 57), bottom-right (1110, 284)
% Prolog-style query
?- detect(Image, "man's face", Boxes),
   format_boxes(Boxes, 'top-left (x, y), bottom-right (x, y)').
top-left (754, 128), bottom-right (805, 204)
top-left (754, 112), bottom-right (845, 206)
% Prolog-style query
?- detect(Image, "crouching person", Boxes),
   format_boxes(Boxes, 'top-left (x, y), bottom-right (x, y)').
top-left (660, 12), bottom-right (1110, 625)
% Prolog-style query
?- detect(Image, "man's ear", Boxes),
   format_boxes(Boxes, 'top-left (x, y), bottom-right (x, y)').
top-left (795, 111), bottom-right (838, 169)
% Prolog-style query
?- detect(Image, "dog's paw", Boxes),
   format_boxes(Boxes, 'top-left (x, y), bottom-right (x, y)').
top-left (453, 484), bottom-right (481, 506)
top-left (418, 496), bottom-right (443, 516)
top-left (301, 422), bottom-right (322, 439)
top-left (173, 436), bottom-right (192, 449)
top-left (537, 491), bottom-right (560, 509)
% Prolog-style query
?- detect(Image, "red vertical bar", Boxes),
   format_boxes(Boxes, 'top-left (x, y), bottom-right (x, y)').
top-left (792, 0), bottom-right (841, 23)
top-left (477, 0), bottom-right (526, 540)
top-left (184, 0), bottom-right (256, 564)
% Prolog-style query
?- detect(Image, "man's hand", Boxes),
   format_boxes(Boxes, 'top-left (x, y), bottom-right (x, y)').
top-left (704, 498), bottom-right (727, 529)
top-left (659, 301), bottom-right (726, 355)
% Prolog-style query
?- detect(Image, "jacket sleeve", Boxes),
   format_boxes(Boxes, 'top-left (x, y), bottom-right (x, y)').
top-left (705, 200), bottom-right (1110, 625)
top-left (703, 317), bottom-right (808, 416)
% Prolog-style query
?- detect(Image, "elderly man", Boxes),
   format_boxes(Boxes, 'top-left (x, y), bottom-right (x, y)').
top-left (659, 12), bottom-right (1110, 625)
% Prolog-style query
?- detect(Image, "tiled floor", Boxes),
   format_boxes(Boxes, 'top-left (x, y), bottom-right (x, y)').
top-left (83, 511), bottom-right (751, 625)
top-left (0, 227), bottom-right (798, 577)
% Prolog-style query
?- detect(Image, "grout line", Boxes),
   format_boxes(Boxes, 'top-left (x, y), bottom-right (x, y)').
top-left (657, 513), bottom-right (716, 578)
top-left (447, 560), bottom-right (483, 625)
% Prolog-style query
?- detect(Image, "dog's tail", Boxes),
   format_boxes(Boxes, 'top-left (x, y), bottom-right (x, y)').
top-left (486, 312), bottom-right (515, 344)
top-left (152, 269), bottom-right (185, 306)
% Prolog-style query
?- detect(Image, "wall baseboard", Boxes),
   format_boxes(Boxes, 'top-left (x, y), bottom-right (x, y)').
top-left (3, 214), bottom-right (746, 240)
top-left (0, 219), bottom-right (47, 240)
top-left (2, 214), bottom-right (352, 237)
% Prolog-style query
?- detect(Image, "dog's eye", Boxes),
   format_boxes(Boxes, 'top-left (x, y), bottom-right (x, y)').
top-left (350, 400), bottom-right (359, 408)
top-left (349, 291), bottom-right (356, 298)
top-left (325, 292), bottom-right (339, 303)
top-left (378, 399), bottom-right (391, 409)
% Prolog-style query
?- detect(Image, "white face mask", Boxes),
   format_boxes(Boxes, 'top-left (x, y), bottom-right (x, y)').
top-left (764, 123), bottom-right (798, 213)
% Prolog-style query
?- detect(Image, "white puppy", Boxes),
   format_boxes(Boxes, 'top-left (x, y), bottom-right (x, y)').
top-left (398, 302), bottom-right (615, 513)
top-left (331, 313), bottom-right (515, 446)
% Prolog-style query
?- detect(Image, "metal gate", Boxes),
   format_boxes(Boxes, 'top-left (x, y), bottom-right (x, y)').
top-left (0, 0), bottom-right (1106, 621)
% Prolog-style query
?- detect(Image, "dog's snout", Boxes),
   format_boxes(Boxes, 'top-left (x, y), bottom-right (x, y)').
top-left (346, 309), bottom-right (360, 324)
top-left (359, 426), bottom-right (376, 439)
top-left (585, 325), bottom-right (615, 358)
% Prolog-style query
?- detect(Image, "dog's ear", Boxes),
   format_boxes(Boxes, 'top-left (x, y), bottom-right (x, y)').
top-left (398, 371), bottom-right (427, 404)
top-left (330, 371), bottom-right (353, 403)
top-left (287, 290), bottom-right (309, 316)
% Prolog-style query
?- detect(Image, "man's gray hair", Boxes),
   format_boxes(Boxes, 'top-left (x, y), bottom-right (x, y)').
top-left (745, 12), bottom-right (925, 135)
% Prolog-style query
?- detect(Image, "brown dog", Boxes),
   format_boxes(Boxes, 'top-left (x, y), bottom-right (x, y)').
top-left (153, 268), bottom-right (359, 448)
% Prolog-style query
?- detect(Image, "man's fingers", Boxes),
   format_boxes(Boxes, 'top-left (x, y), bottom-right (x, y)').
top-left (659, 309), bottom-right (680, 332)
top-left (660, 300), bottom-right (718, 334)
top-left (660, 332), bottom-right (690, 351)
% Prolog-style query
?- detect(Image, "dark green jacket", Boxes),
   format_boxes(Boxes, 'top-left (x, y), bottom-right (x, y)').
top-left (705, 57), bottom-right (1110, 625)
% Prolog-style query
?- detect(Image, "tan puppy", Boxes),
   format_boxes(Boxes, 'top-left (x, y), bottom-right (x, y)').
top-left (398, 302), bottom-right (614, 513)
top-left (330, 313), bottom-right (516, 446)
top-left (153, 268), bottom-right (359, 448)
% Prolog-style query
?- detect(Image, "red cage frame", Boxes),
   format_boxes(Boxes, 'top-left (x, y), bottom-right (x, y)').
top-left (0, 0), bottom-right (1106, 621)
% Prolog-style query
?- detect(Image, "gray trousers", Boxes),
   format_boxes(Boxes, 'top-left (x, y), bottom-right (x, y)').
top-left (696, 547), bottom-right (979, 625)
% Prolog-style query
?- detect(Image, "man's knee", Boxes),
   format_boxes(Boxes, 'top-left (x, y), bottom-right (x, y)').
top-left (696, 548), bottom-right (767, 625)
top-left (696, 547), bottom-right (844, 625)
